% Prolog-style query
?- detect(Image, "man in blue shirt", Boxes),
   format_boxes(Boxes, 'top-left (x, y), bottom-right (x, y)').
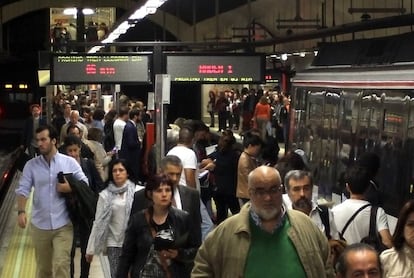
top-left (16, 124), bottom-right (88, 278)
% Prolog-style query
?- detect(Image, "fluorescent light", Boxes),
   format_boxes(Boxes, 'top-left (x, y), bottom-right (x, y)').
top-left (146, 7), bottom-right (157, 14)
top-left (82, 8), bottom-right (94, 15)
top-left (63, 8), bottom-right (77, 15)
top-left (129, 8), bottom-right (147, 20)
top-left (63, 7), bottom-right (95, 15)
top-left (88, 0), bottom-right (169, 53)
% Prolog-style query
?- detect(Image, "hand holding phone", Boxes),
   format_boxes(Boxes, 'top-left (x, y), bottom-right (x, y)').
top-left (56, 172), bottom-right (71, 193)
top-left (57, 171), bottom-right (65, 183)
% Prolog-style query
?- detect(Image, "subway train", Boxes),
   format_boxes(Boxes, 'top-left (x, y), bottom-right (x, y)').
top-left (0, 61), bottom-right (43, 148)
top-left (289, 32), bottom-right (414, 217)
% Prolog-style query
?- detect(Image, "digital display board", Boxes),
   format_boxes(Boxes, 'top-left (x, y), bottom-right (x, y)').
top-left (265, 69), bottom-right (281, 84)
top-left (166, 54), bottom-right (264, 83)
top-left (51, 54), bottom-right (150, 83)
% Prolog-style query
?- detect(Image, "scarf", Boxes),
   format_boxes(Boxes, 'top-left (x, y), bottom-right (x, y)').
top-left (93, 179), bottom-right (136, 254)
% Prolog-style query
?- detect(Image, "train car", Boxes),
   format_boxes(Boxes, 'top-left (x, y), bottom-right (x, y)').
top-left (0, 60), bottom-right (43, 147)
top-left (290, 33), bottom-right (414, 217)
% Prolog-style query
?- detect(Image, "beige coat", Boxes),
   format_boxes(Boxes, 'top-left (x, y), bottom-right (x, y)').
top-left (85, 140), bottom-right (111, 182)
top-left (192, 204), bottom-right (335, 278)
top-left (380, 244), bottom-right (414, 278)
top-left (236, 152), bottom-right (259, 199)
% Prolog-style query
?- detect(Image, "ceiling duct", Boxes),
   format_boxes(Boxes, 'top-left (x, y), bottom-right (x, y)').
top-left (277, 0), bottom-right (320, 30)
top-left (348, 0), bottom-right (406, 14)
top-left (213, 14), bottom-right (414, 52)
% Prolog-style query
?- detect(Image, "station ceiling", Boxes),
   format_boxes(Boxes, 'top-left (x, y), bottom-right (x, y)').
top-left (1, 0), bottom-right (254, 25)
top-left (159, 0), bottom-right (255, 25)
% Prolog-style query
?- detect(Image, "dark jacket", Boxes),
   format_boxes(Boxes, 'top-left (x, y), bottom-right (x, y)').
top-left (209, 148), bottom-right (240, 195)
top-left (117, 207), bottom-right (201, 278)
top-left (64, 173), bottom-right (98, 230)
top-left (119, 120), bottom-right (141, 181)
top-left (80, 158), bottom-right (105, 194)
top-left (131, 186), bottom-right (202, 245)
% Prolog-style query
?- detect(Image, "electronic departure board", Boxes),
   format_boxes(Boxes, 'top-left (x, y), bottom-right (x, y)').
top-left (51, 54), bottom-right (150, 83)
top-left (166, 55), bottom-right (264, 83)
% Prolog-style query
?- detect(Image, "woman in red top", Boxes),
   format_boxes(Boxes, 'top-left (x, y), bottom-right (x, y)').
top-left (253, 96), bottom-right (271, 139)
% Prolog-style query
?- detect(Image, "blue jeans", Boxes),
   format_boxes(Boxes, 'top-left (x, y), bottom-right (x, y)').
top-left (200, 201), bottom-right (214, 240)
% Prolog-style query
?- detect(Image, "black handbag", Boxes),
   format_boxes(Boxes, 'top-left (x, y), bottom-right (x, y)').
top-left (139, 209), bottom-right (172, 278)
top-left (360, 206), bottom-right (388, 253)
top-left (139, 244), bottom-right (167, 278)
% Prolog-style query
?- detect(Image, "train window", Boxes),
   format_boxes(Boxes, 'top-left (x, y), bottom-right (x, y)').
top-left (384, 112), bottom-right (403, 135)
top-left (408, 104), bottom-right (414, 138)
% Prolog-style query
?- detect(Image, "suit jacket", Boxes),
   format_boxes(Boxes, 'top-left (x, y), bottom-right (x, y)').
top-left (119, 120), bottom-right (141, 181)
top-left (131, 185), bottom-right (202, 244)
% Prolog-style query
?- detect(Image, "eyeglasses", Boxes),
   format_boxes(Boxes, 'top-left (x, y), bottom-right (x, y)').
top-left (249, 185), bottom-right (283, 198)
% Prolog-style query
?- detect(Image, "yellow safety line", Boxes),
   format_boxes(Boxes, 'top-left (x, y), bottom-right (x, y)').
top-left (1, 193), bottom-right (36, 278)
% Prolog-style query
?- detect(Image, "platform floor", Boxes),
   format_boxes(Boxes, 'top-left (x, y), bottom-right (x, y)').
top-left (0, 174), bottom-right (106, 278)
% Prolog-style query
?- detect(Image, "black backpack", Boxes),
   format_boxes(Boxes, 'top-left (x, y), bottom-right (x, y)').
top-left (103, 122), bottom-right (115, 152)
top-left (360, 206), bottom-right (388, 253)
top-left (318, 205), bottom-right (331, 239)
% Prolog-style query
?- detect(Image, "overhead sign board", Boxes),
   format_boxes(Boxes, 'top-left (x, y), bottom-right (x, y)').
top-left (166, 54), bottom-right (265, 83)
top-left (51, 53), bottom-right (151, 83)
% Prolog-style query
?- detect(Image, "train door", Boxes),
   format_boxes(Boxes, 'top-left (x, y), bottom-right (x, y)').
top-left (379, 93), bottom-right (410, 215)
top-left (406, 97), bottom-right (414, 201)
top-left (357, 92), bottom-right (383, 155)
top-left (318, 91), bottom-right (340, 201)
top-left (291, 87), bottom-right (309, 151)
top-left (335, 90), bottom-right (361, 194)
top-left (306, 91), bottom-right (325, 184)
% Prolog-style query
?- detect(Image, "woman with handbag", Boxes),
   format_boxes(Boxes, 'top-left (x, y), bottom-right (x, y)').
top-left (380, 200), bottom-right (414, 277)
top-left (86, 159), bottom-right (139, 277)
top-left (116, 174), bottom-right (200, 278)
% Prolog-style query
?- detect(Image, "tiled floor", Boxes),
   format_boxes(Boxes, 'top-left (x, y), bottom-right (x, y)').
top-left (73, 249), bottom-right (105, 278)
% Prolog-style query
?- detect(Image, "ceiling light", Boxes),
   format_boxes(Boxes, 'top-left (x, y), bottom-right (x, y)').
top-left (281, 53), bottom-right (288, 61)
top-left (63, 8), bottom-right (95, 15)
top-left (146, 7), bottom-right (157, 14)
top-left (82, 8), bottom-right (95, 15)
top-left (63, 8), bottom-right (77, 15)
top-left (88, 0), bottom-right (170, 53)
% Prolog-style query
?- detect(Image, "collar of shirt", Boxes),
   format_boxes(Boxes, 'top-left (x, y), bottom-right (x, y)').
top-left (173, 186), bottom-right (182, 210)
top-left (129, 119), bottom-right (136, 127)
top-left (249, 205), bottom-right (286, 233)
top-left (309, 200), bottom-right (321, 215)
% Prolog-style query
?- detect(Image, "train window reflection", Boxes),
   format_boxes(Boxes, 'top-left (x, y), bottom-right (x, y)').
top-left (384, 113), bottom-right (403, 135)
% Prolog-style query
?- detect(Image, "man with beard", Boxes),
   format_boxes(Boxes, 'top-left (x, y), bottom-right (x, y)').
top-left (283, 170), bottom-right (339, 240)
top-left (16, 125), bottom-right (89, 278)
top-left (192, 166), bottom-right (334, 278)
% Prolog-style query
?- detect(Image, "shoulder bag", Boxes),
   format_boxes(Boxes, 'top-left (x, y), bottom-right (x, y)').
top-left (339, 203), bottom-right (371, 240)
top-left (360, 206), bottom-right (388, 253)
top-left (139, 210), bottom-right (172, 278)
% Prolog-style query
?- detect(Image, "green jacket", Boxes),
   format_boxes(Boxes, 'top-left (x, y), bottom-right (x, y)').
top-left (192, 204), bottom-right (335, 278)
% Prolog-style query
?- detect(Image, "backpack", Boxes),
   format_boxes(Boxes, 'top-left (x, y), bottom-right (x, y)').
top-left (340, 204), bottom-right (388, 253)
top-left (318, 205), bottom-right (331, 239)
top-left (360, 206), bottom-right (388, 253)
top-left (103, 123), bottom-right (115, 152)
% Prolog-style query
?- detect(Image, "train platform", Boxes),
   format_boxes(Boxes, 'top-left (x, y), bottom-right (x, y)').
top-left (0, 171), bottom-right (107, 278)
